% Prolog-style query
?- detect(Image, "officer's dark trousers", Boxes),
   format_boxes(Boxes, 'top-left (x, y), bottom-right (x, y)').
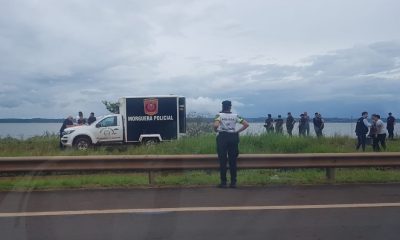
top-left (373, 134), bottom-right (387, 152)
top-left (356, 134), bottom-right (366, 151)
top-left (217, 132), bottom-right (239, 184)
top-left (387, 127), bottom-right (394, 140)
top-left (287, 127), bottom-right (293, 136)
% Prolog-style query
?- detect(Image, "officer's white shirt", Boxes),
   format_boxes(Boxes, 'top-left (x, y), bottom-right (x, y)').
top-left (376, 119), bottom-right (387, 134)
top-left (363, 118), bottom-right (371, 128)
top-left (215, 112), bottom-right (244, 133)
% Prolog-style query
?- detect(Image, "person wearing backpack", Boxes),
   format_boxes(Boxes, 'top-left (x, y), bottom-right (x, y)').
top-left (355, 112), bottom-right (371, 151)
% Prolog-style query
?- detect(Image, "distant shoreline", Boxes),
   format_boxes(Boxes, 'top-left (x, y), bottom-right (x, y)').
top-left (0, 117), bottom-right (357, 124)
top-left (0, 119), bottom-right (64, 123)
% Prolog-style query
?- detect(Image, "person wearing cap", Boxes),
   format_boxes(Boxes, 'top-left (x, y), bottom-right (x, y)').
top-left (264, 114), bottom-right (274, 133)
top-left (59, 116), bottom-right (74, 149)
top-left (213, 100), bottom-right (249, 188)
top-left (386, 112), bottom-right (396, 140)
top-left (313, 112), bottom-right (324, 138)
top-left (286, 112), bottom-right (296, 136)
top-left (87, 112), bottom-right (97, 125)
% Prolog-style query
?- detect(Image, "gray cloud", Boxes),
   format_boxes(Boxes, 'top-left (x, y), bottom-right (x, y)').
top-left (0, 0), bottom-right (400, 118)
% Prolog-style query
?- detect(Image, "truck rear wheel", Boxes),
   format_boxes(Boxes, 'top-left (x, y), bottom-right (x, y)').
top-left (143, 138), bottom-right (159, 146)
top-left (74, 137), bottom-right (91, 150)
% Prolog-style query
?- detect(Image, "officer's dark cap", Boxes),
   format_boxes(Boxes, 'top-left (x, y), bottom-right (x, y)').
top-left (222, 100), bottom-right (232, 107)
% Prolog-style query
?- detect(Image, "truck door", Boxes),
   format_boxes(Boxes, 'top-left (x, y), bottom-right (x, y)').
top-left (95, 116), bottom-right (123, 142)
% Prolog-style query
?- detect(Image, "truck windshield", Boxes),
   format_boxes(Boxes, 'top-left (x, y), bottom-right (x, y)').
top-left (98, 116), bottom-right (117, 127)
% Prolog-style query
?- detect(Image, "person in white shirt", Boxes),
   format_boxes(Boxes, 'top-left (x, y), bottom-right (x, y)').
top-left (372, 114), bottom-right (387, 151)
top-left (213, 100), bottom-right (249, 188)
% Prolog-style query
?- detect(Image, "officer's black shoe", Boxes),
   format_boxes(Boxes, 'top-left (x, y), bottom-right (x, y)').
top-left (229, 183), bottom-right (237, 188)
top-left (217, 183), bottom-right (227, 188)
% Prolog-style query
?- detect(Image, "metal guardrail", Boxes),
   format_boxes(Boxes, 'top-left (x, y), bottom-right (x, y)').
top-left (1, 153), bottom-right (400, 183)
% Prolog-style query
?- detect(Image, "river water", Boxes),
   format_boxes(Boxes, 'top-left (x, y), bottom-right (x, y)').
top-left (1, 122), bottom-right (398, 139)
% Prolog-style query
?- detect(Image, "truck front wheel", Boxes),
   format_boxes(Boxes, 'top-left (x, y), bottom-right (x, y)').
top-left (74, 137), bottom-right (92, 150)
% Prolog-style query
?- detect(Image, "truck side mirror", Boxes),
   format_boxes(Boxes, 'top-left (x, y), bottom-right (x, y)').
top-left (95, 123), bottom-right (101, 128)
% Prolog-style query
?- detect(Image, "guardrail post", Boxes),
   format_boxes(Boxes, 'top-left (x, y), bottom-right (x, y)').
top-left (148, 171), bottom-right (155, 185)
top-left (326, 168), bottom-right (336, 182)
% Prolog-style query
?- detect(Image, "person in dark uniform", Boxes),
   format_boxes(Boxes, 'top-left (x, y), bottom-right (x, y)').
top-left (387, 113), bottom-right (396, 140)
top-left (264, 114), bottom-right (274, 133)
top-left (275, 115), bottom-right (284, 134)
top-left (313, 112), bottom-right (324, 138)
top-left (355, 112), bottom-right (371, 151)
top-left (299, 114), bottom-right (306, 136)
top-left (214, 100), bottom-right (249, 188)
top-left (304, 112), bottom-right (310, 136)
top-left (59, 116), bottom-right (74, 149)
top-left (88, 112), bottom-right (97, 125)
top-left (77, 111), bottom-right (86, 125)
top-left (286, 112), bottom-right (295, 136)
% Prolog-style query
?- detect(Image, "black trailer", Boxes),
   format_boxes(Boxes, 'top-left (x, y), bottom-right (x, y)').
top-left (119, 96), bottom-right (186, 143)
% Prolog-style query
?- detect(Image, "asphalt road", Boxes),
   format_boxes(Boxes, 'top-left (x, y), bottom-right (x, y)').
top-left (1, 184), bottom-right (400, 240)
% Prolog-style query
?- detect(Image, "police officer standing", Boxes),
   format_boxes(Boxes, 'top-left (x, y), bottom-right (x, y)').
top-left (214, 100), bottom-right (249, 188)
top-left (313, 112), bottom-right (324, 138)
top-left (286, 112), bottom-right (296, 136)
top-left (387, 113), bottom-right (396, 140)
top-left (264, 114), bottom-right (274, 133)
top-left (275, 115), bottom-right (284, 134)
top-left (355, 111), bottom-right (371, 151)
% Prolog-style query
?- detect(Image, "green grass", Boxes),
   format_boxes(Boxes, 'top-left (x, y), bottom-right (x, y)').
top-left (1, 134), bottom-right (400, 190)
top-left (2, 169), bottom-right (400, 191)
top-left (1, 134), bottom-right (399, 157)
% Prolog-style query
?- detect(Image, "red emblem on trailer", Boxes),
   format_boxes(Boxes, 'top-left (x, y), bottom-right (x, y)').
top-left (144, 98), bottom-right (158, 116)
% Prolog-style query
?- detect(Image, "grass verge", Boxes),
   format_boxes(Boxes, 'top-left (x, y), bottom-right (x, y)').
top-left (2, 169), bottom-right (400, 191)
top-left (1, 134), bottom-right (399, 156)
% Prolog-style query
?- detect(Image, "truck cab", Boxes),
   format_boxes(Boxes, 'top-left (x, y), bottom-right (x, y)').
top-left (61, 114), bottom-right (124, 150)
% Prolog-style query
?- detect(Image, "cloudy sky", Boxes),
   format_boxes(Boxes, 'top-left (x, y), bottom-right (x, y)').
top-left (1, 0), bottom-right (400, 118)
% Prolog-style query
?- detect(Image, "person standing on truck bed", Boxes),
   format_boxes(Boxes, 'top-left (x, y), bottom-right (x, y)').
top-left (77, 111), bottom-right (86, 125)
top-left (213, 100), bottom-right (249, 188)
top-left (87, 112), bottom-right (97, 125)
top-left (59, 116), bottom-right (74, 149)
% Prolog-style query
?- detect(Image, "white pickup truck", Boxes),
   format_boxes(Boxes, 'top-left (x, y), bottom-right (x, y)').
top-left (61, 95), bottom-right (186, 150)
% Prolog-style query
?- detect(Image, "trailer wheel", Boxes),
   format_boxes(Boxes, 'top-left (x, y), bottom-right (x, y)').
top-left (74, 137), bottom-right (91, 150)
top-left (143, 138), bottom-right (159, 146)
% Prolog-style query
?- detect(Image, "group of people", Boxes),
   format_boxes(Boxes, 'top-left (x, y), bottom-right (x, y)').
top-left (264, 112), bottom-right (325, 137)
top-left (355, 112), bottom-right (396, 152)
top-left (59, 111), bottom-right (97, 149)
top-left (214, 101), bottom-right (397, 188)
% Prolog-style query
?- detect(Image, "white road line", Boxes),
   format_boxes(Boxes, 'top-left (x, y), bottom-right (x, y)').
top-left (1, 203), bottom-right (400, 218)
